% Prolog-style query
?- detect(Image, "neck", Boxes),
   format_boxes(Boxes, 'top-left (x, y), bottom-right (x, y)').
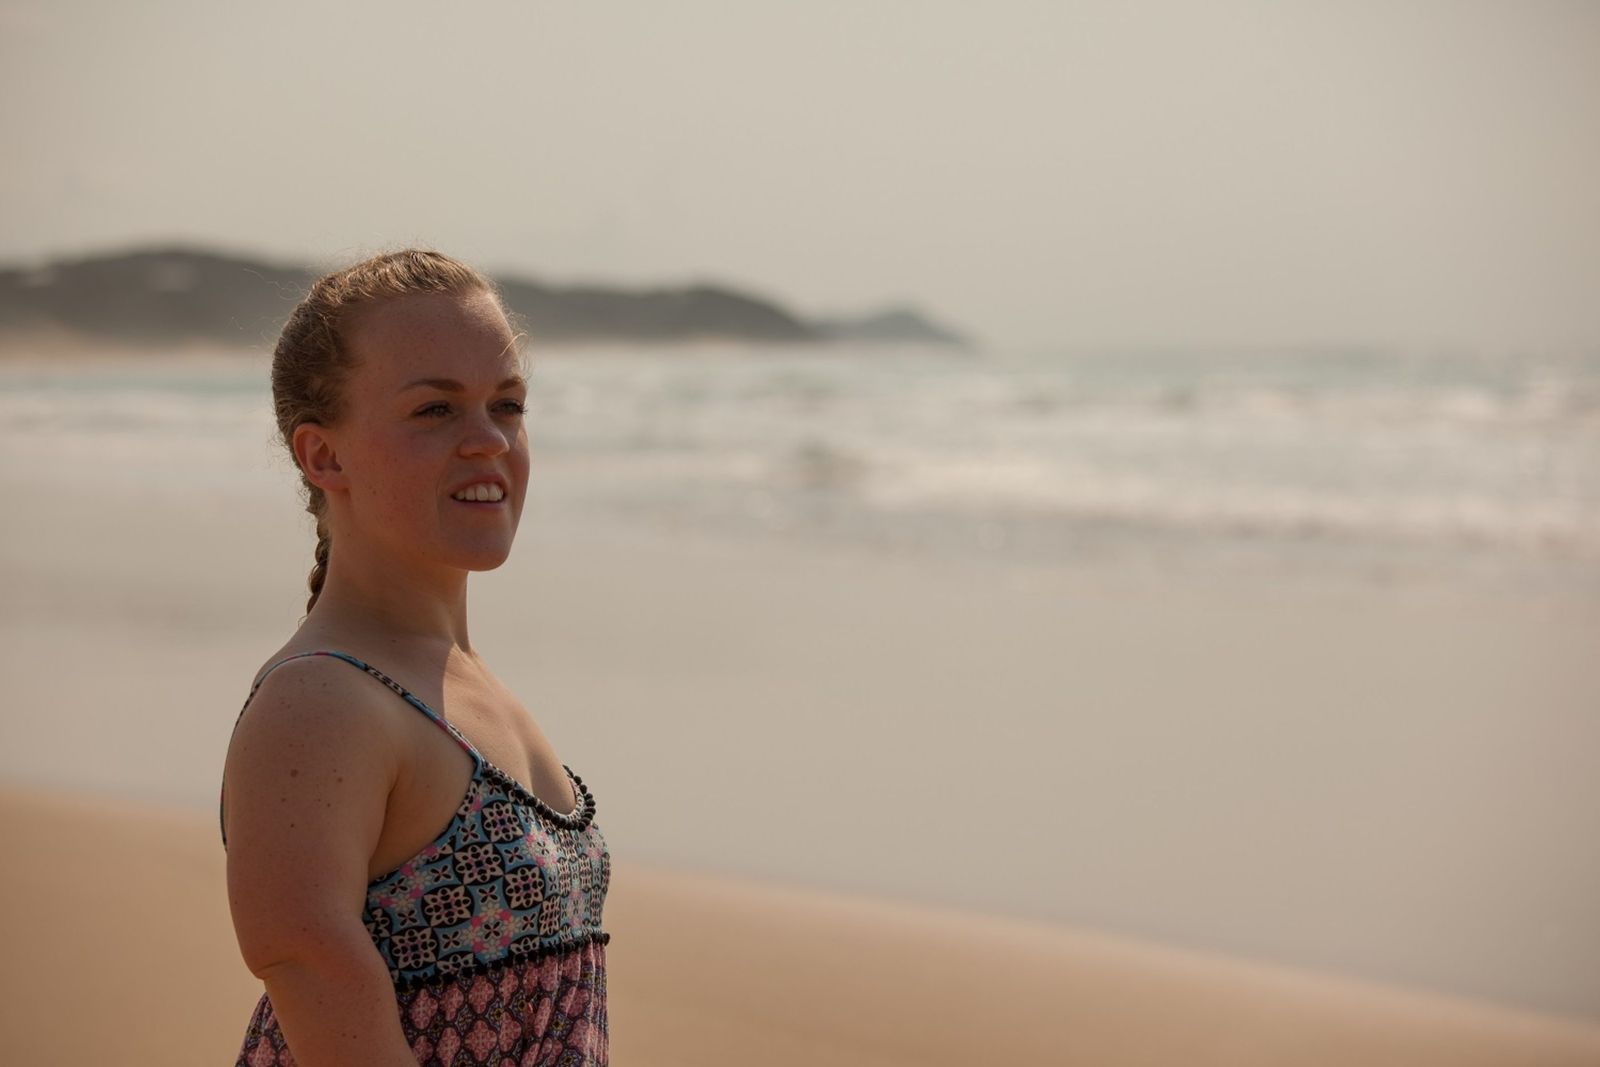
top-left (302, 543), bottom-right (476, 661)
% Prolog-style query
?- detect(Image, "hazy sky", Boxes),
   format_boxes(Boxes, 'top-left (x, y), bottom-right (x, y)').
top-left (2, 1), bottom-right (1596, 353)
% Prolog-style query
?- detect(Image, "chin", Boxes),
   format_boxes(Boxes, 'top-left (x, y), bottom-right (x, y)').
top-left (444, 537), bottom-right (518, 571)
top-left (459, 548), bottom-right (515, 571)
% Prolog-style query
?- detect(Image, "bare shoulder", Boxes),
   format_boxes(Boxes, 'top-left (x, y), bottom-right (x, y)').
top-left (226, 653), bottom-right (403, 786)
top-left (221, 653), bottom-right (403, 851)
top-left (222, 653), bottom-right (405, 976)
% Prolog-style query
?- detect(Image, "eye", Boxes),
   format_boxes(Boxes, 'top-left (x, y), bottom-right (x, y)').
top-left (414, 400), bottom-right (528, 418)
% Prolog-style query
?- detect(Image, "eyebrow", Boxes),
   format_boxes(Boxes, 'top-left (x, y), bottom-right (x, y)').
top-left (398, 375), bottom-right (528, 394)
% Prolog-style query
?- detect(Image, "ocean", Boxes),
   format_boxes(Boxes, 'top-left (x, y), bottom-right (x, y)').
top-left (3, 341), bottom-right (1597, 592)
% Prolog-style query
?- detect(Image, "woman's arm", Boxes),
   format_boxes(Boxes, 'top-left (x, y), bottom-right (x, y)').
top-left (222, 656), bottom-right (418, 1065)
top-left (253, 932), bottom-right (418, 1066)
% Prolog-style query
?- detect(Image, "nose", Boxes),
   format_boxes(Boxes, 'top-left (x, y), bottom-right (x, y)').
top-left (458, 408), bottom-right (512, 458)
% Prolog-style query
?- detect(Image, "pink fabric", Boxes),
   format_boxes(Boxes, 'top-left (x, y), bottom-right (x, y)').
top-left (233, 936), bottom-right (608, 1066)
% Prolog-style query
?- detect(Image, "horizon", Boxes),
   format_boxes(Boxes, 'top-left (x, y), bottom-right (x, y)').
top-left (2, 2), bottom-right (1597, 356)
top-left (4, 236), bottom-right (1597, 361)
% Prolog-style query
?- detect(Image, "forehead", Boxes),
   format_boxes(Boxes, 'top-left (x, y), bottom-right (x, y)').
top-left (344, 289), bottom-right (520, 385)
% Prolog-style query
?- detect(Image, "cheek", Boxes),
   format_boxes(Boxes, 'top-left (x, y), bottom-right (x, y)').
top-left (515, 448), bottom-right (532, 483)
top-left (355, 440), bottom-right (435, 514)
top-left (355, 478), bottom-right (408, 522)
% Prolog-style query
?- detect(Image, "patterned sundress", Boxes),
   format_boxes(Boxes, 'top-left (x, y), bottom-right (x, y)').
top-left (219, 649), bottom-right (611, 1066)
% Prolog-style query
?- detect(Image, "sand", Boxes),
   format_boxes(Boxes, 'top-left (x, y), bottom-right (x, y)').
top-left (4, 482), bottom-right (1599, 1017)
top-left (1, 784), bottom-right (1596, 1065)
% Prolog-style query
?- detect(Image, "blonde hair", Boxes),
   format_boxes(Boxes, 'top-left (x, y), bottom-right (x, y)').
top-left (269, 249), bottom-right (514, 616)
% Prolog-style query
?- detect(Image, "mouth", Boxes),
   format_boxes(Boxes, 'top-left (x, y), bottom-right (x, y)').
top-left (448, 476), bottom-right (511, 506)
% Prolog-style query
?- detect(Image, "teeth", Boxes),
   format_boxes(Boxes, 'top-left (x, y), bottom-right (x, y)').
top-left (451, 483), bottom-right (505, 502)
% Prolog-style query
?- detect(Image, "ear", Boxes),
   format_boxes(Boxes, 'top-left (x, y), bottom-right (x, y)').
top-left (292, 422), bottom-right (349, 492)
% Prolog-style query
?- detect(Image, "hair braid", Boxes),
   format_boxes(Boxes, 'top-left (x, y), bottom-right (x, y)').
top-left (306, 504), bottom-right (332, 616)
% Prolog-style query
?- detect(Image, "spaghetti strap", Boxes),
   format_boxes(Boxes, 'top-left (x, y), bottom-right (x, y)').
top-left (219, 649), bottom-right (483, 847)
top-left (235, 650), bottom-right (477, 754)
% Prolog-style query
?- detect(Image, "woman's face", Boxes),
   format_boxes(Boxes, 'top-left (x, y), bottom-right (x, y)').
top-left (321, 288), bottom-right (531, 573)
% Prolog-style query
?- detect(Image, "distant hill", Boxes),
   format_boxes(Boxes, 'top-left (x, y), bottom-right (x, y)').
top-left (812, 307), bottom-right (971, 348)
top-left (0, 245), bottom-right (974, 352)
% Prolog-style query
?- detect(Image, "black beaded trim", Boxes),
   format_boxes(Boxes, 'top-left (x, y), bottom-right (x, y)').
top-left (392, 928), bottom-right (612, 993)
top-left (478, 761), bottom-right (598, 832)
top-left (320, 651), bottom-right (600, 832)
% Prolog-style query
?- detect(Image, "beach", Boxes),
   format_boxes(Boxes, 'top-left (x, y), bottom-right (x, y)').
top-left (4, 783), bottom-right (1599, 1065)
top-left (2, 348), bottom-right (1598, 1061)
top-left (6, 0), bottom-right (1600, 1057)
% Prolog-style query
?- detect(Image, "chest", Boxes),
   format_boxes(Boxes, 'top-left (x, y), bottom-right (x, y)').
top-left (372, 682), bottom-right (579, 880)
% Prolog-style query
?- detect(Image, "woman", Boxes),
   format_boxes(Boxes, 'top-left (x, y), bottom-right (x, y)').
top-left (218, 250), bottom-right (611, 1066)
